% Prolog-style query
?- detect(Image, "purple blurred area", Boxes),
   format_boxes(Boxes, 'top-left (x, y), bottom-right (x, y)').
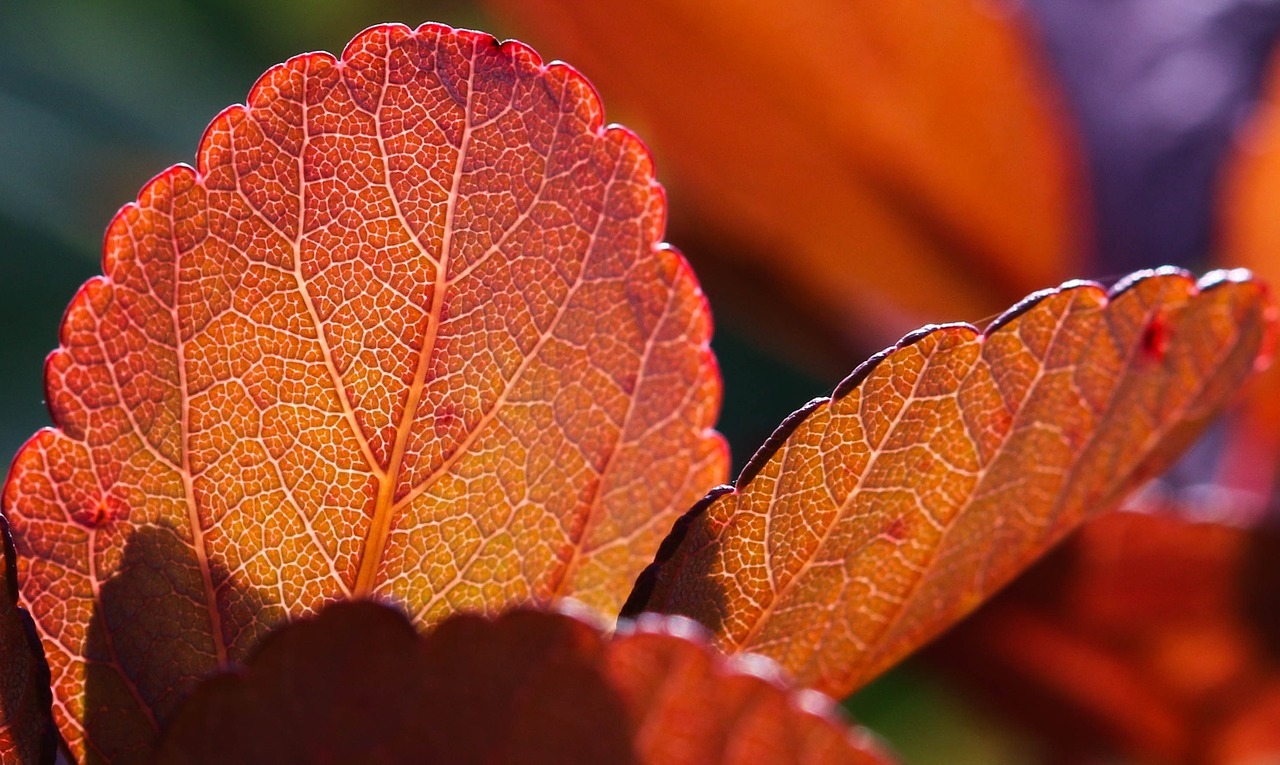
top-left (1025, 0), bottom-right (1280, 274)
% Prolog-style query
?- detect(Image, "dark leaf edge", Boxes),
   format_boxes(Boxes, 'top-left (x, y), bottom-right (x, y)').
top-left (621, 268), bottom-right (1270, 618)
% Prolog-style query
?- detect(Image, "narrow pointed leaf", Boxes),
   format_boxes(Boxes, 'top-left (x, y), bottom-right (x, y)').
top-left (487, 0), bottom-right (1087, 339)
top-left (153, 601), bottom-right (895, 765)
top-left (1, 23), bottom-right (727, 761)
top-left (0, 514), bottom-right (54, 765)
top-left (625, 269), bottom-right (1271, 698)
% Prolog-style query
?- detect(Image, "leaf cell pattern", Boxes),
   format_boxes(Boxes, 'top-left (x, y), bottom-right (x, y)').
top-left (626, 269), bottom-right (1271, 699)
top-left (1, 23), bottom-right (727, 760)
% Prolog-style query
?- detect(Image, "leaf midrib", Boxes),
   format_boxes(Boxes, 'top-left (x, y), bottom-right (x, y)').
top-left (352, 45), bottom-right (478, 597)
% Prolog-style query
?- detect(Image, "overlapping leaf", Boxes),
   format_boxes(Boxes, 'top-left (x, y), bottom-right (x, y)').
top-left (929, 509), bottom-right (1280, 764)
top-left (0, 514), bottom-right (53, 765)
top-left (0, 22), bottom-right (727, 761)
top-left (153, 601), bottom-right (894, 765)
top-left (624, 269), bottom-right (1271, 699)
top-left (487, 0), bottom-right (1086, 343)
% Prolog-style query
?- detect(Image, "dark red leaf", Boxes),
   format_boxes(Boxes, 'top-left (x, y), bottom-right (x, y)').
top-left (153, 601), bottom-right (895, 765)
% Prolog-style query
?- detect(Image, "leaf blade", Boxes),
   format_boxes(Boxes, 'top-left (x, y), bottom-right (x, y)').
top-left (625, 269), bottom-right (1271, 698)
top-left (153, 601), bottom-right (896, 765)
top-left (0, 513), bottom-right (54, 765)
top-left (2, 23), bottom-right (727, 761)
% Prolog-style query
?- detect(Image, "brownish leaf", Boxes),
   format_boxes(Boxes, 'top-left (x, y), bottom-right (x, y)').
top-left (624, 269), bottom-right (1271, 699)
top-left (0, 23), bottom-right (727, 762)
top-left (928, 509), bottom-right (1280, 765)
top-left (153, 601), bottom-right (895, 765)
top-left (0, 513), bottom-right (53, 765)
top-left (486, 0), bottom-right (1088, 344)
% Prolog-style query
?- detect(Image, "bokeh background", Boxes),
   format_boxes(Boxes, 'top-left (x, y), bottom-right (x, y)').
top-left (4, 0), bottom-right (1280, 762)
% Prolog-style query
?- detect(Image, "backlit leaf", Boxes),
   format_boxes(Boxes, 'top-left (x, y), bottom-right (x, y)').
top-left (928, 508), bottom-right (1280, 764)
top-left (624, 269), bottom-right (1271, 699)
top-left (153, 601), bottom-right (895, 765)
top-left (0, 514), bottom-right (54, 765)
top-left (487, 0), bottom-right (1087, 342)
top-left (1, 23), bottom-right (727, 762)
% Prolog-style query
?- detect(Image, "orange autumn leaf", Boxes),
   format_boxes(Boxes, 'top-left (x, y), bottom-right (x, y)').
top-left (486, 0), bottom-right (1086, 341)
top-left (1218, 45), bottom-right (1280, 501)
top-left (624, 269), bottom-right (1271, 700)
top-left (154, 601), bottom-right (895, 765)
top-left (928, 509), bottom-right (1280, 765)
top-left (0, 514), bottom-right (53, 765)
top-left (0, 23), bottom-right (727, 762)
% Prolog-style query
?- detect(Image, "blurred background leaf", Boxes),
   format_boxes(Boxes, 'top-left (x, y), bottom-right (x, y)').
top-left (485, 0), bottom-right (1089, 365)
top-left (925, 506), bottom-right (1280, 764)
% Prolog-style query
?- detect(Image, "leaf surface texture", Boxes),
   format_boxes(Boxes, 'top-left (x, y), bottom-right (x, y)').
top-left (625, 270), bottom-right (1270, 698)
top-left (0, 23), bottom-right (727, 761)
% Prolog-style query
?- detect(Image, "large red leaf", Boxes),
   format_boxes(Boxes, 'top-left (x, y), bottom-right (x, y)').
top-left (486, 0), bottom-right (1087, 344)
top-left (153, 601), bottom-right (895, 765)
top-left (624, 269), bottom-right (1271, 699)
top-left (929, 509), bottom-right (1280, 765)
top-left (0, 514), bottom-right (53, 765)
top-left (0, 23), bottom-right (727, 762)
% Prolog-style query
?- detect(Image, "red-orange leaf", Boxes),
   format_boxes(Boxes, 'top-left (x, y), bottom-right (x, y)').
top-left (929, 509), bottom-right (1280, 765)
top-left (487, 0), bottom-right (1087, 341)
top-left (1218, 44), bottom-right (1280, 506)
top-left (624, 269), bottom-right (1271, 699)
top-left (153, 601), bottom-right (895, 765)
top-left (0, 514), bottom-right (53, 765)
top-left (1, 23), bottom-right (727, 762)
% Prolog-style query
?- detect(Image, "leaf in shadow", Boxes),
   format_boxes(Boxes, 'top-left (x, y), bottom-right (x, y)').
top-left (82, 526), bottom-right (267, 765)
top-left (0, 512), bottom-right (55, 765)
top-left (153, 602), bottom-right (896, 765)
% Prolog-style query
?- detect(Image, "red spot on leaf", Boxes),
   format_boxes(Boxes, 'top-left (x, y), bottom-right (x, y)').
top-left (73, 492), bottom-right (127, 530)
top-left (1142, 312), bottom-right (1170, 362)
